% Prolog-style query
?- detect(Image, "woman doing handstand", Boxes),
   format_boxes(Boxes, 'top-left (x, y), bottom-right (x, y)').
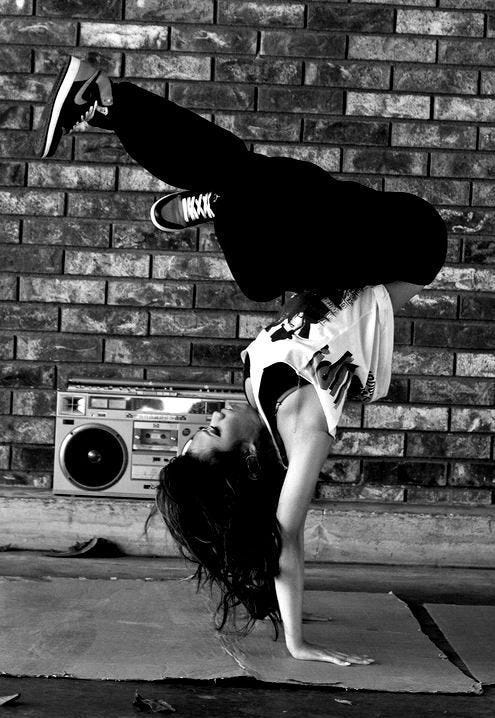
top-left (37, 56), bottom-right (448, 667)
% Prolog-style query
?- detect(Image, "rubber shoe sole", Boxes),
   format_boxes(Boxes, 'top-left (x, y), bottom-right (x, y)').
top-left (36, 56), bottom-right (81, 159)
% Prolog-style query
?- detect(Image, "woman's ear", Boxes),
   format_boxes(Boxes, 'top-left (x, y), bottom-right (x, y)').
top-left (243, 444), bottom-right (262, 481)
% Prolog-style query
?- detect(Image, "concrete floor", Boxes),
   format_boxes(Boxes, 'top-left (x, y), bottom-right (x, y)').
top-left (1, 551), bottom-right (494, 717)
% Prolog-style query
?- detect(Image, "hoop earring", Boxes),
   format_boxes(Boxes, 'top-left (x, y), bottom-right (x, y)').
top-left (244, 447), bottom-right (262, 481)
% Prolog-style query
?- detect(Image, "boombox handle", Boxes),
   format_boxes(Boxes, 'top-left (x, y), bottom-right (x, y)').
top-left (67, 377), bottom-right (240, 392)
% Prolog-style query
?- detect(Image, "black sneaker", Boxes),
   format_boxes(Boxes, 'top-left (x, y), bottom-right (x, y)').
top-left (36, 55), bottom-right (113, 159)
top-left (150, 190), bottom-right (219, 232)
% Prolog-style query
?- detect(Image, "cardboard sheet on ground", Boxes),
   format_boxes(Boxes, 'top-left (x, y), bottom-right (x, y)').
top-left (219, 591), bottom-right (479, 692)
top-left (0, 578), bottom-right (478, 692)
top-left (426, 604), bottom-right (495, 685)
top-left (0, 577), bottom-right (237, 681)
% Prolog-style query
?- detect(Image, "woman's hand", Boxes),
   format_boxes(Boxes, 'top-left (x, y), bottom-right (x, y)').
top-left (288, 641), bottom-right (374, 666)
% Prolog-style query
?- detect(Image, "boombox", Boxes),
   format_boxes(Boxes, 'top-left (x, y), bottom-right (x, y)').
top-left (54, 378), bottom-right (247, 498)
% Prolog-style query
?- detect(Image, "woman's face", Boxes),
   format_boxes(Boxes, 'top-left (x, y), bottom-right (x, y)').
top-left (187, 403), bottom-right (262, 457)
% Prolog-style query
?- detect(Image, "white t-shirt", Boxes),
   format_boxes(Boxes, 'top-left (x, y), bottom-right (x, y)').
top-left (241, 285), bottom-right (394, 447)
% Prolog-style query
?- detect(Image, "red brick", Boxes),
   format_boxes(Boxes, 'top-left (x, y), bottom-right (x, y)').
top-left (363, 460), bottom-right (447, 486)
top-left (397, 293), bottom-right (457, 319)
top-left (80, 22), bottom-right (169, 50)
top-left (364, 405), bottom-right (449, 431)
top-left (331, 430), bottom-right (405, 456)
top-left (105, 337), bottom-right (189, 365)
top-left (0, 471), bottom-right (52, 488)
top-left (480, 70), bottom-right (495, 94)
top-left (432, 266), bottom-right (495, 291)
top-left (319, 458), bottom-right (361, 484)
top-left (57, 363), bottom-right (143, 388)
top-left (394, 67), bottom-right (478, 94)
top-left (147, 366), bottom-right (232, 384)
top-left (0, 103), bottom-right (30, 129)
top-left (126, 54), bottom-right (211, 81)
top-left (238, 312), bottom-right (278, 339)
top-left (218, 1), bottom-right (304, 27)
top-left (0, 363), bottom-right (55, 388)
top-left (195, 282), bottom-right (280, 311)
top-left (259, 87), bottom-right (343, 114)
top-left (39, 0), bottom-right (121, 17)
top-left (0, 336), bottom-right (14, 360)
top-left (451, 407), bottom-right (495, 432)
top-left (0, 304), bottom-right (58, 331)
top-left (126, 0), bottom-right (212, 22)
top-left (192, 342), bottom-right (245, 367)
top-left (215, 113), bottom-right (301, 141)
top-left (0, 190), bottom-right (64, 216)
top-left (0, 46), bottom-right (33, 74)
top-left (74, 134), bottom-right (134, 164)
top-left (309, 5), bottom-right (393, 32)
top-left (0, 218), bottom-right (20, 243)
top-left (460, 295), bottom-right (495, 320)
top-left (305, 61), bottom-right (390, 89)
top-left (12, 390), bottom-right (56, 417)
top-left (456, 353), bottom-right (495, 378)
top-left (410, 377), bottom-right (494, 405)
top-left (216, 57), bottom-right (302, 84)
top-left (151, 310), bottom-right (236, 338)
top-left (117, 167), bottom-right (171, 192)
top-left (19, 278), bottom-right (106, 304)
top-left (0, 416), bottom-right (54, 444)
top-left (112, 222), bottom-right (196, 251)
top-left (171, 26), bottom-right (256, 54)
top-left (169, 82), bottom-right (254, 111)
top-left (67, 193), bottom-right (152, 221)
top-left (347, 91), bottom-right (430, 120)
top-left (23, 219), bottom-right (110, 247)
top-left (348, 35), bottom-right (436, 62)
top-left (406, 486), bottom-right (492, 505)
top-left (153, 254), bottom-right (231, 281)
top-left (17, 334), bottom-right (103, 362)
top-left (0, 18), bottom-right (76, 44)
top-left (0, 0), bottom-right (32, 14)
top-left (28, 162), bottom-right (115, 190)
top-left (384, 176), bottom-right (469, 206)
top-left (438, 39), bottom-right (495, 65)
top-left (0, 161), bottom-right (25, 186)
top-left (414, 321), bottom-right (495, 349)
top-left (435, 96), bottom-right (495, 122)
top-left (0, 74), bottom-right (51, 102)
top-left (35, 48), bottom-right (122, 76)
top-left (472, 182), bottom-right (495, 207)
top-left (0, 444), bottom-right (9, 469)
top-left (304, 118), bottom-right (389, 146)
top-left (316, 484), bottom-right (405, 502)
top-left (0, 276), bottom-right (17, 300)
top-left (392, 347), bottom-right (454, 376)
top-left (397, 9), bottom-right (484, 36)
top-left (61, 306), bottom-right (148, 335)
top-left (1, 246), bottom-right (62, 273)
top-left (260, 30), bottom-right (346, 58)
top-left (343, 148), bottom-right (427, 175)
top-left (440, 208), bottom-right (495, 236)
top-left (450, 462), bottom-right (495, 487)
top-left (11, 445), bottom-right (54, 471)
top-left (107, 280), bottom-right (193, 308)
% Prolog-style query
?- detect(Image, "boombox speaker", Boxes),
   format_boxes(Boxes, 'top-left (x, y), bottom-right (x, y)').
top-left (54, 378), bottom-right (247, 498)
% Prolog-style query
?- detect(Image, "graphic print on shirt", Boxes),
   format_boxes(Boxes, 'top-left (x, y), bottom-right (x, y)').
top-left (308, 346), bottom-right (359, 406)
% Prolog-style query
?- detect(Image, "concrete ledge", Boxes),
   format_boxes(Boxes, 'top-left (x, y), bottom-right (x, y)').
top-left (1, 490), bottom-right (495, 567)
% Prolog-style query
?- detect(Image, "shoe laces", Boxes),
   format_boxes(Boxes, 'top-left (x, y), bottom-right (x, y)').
top-left (181, 192), bottom-right (216, 223)
top-left (70, 101), bottom-right (108, 132)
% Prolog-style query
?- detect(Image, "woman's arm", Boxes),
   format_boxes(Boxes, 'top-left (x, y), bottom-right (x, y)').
top-left (275, 388), bottom-right (373, 665)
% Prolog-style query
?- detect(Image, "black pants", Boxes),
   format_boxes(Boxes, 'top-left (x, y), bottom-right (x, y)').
top-left (109, 82), bottom-right (448, 302)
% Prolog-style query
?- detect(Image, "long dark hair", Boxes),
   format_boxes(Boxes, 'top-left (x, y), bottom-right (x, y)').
top-left (146, 425), bottom-right (286, 639)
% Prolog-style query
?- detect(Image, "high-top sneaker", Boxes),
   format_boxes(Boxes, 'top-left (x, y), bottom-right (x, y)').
top-left (36, 55), bottom-right (113, 159)
top-left (150, 191), bottom-right (219, 231)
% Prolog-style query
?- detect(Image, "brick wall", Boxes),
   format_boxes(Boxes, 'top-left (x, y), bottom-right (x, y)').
top-left (0, 0), bottom-right (493, 504)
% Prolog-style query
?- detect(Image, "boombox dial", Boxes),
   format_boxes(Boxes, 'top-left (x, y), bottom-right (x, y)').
top-left (60, 424), bottom-right (128, 491)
